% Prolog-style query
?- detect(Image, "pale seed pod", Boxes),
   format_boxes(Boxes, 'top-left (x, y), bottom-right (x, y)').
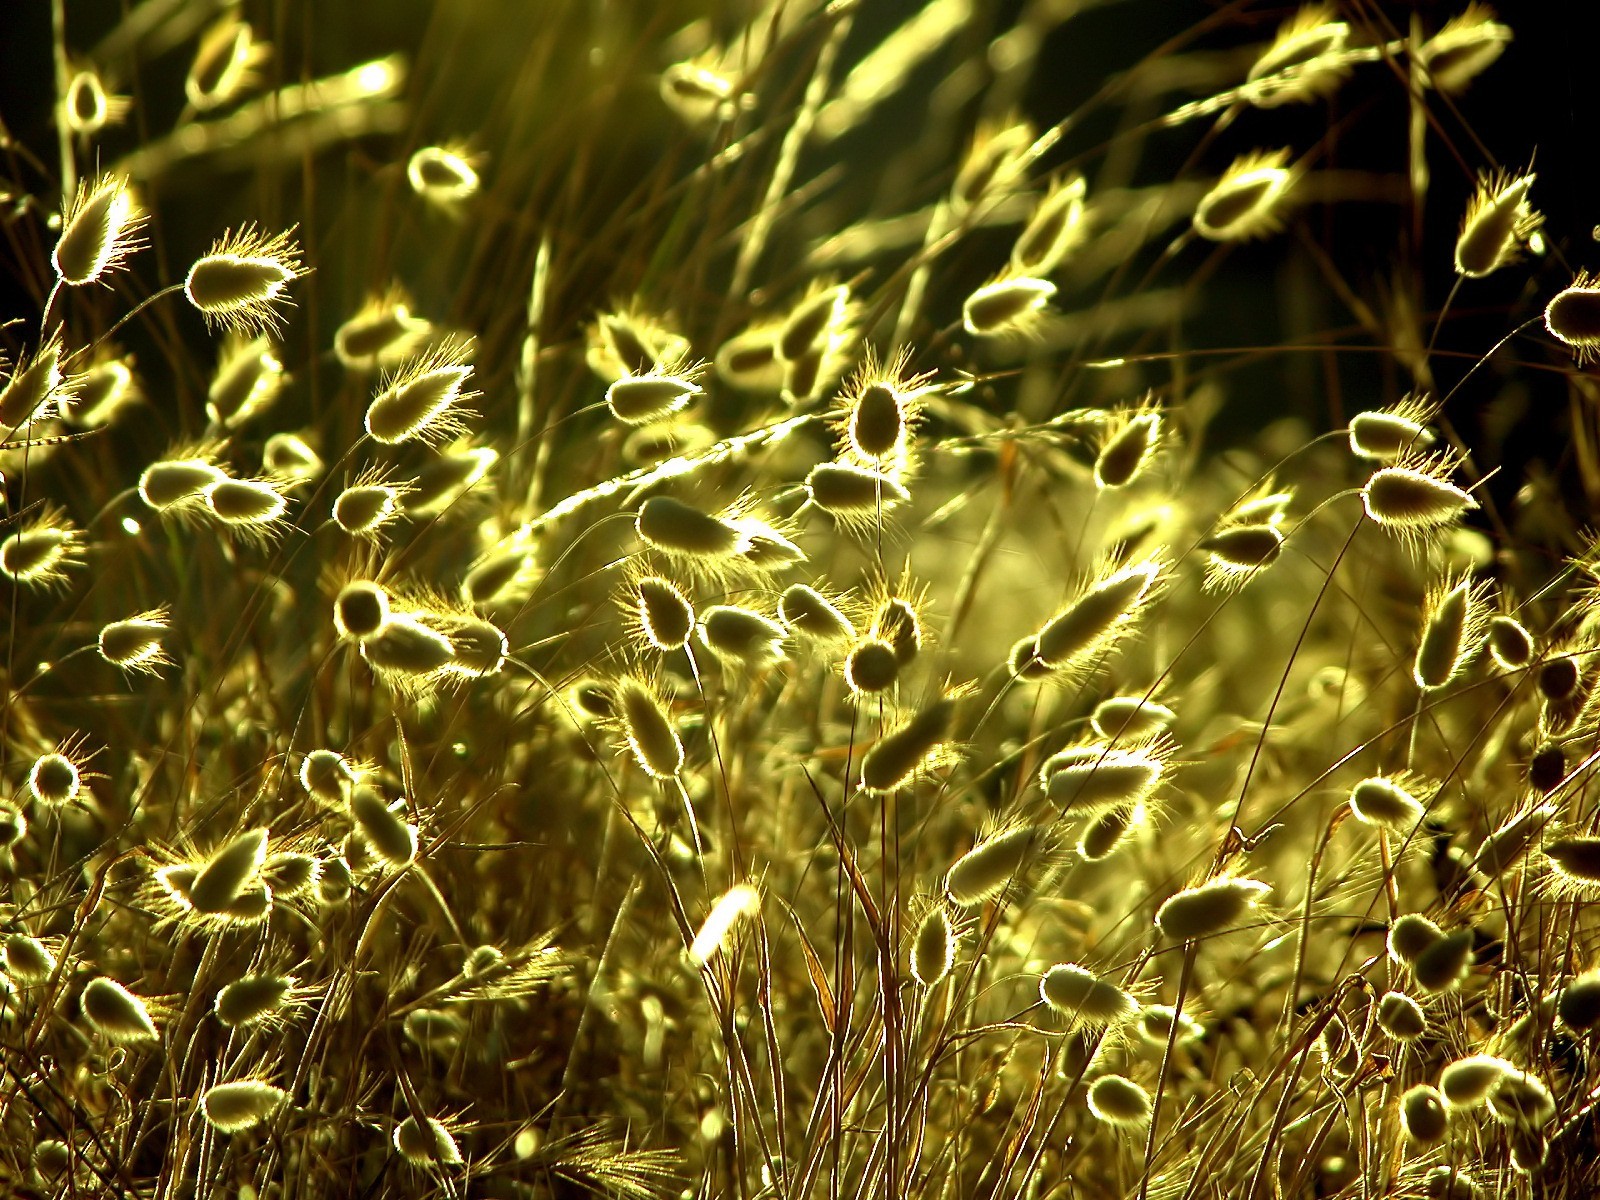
top-left (1007, 636), bottom-right (1053, 681)
top-left (616, 677), bottom-right (683, 779)
top-left (1348, 776), bottom-right (1425, 831)
top-left (1545, 272), bottom-right (1600, 365)
top-left (299, 752), bottom-right (355, 809)
top-left (334, 480), bottom-right (408, 537)
top-left (3, 934), bottom-right (56, 982)
top-left (1401, 1084), bottom-right (1449, 1145)
top-left (184, 226), bottom-right (302, 333)
top-left (1439, 1054), bottom-right (1514, 1108)
top-left (1094, 411), bottom-right (1162, 489)
top-left (1201, 524), bottom-right (1284, 585)
top-left (688, 884), bottom-right (761, 965)
top-left (316, 855), bottom-right (353, 905)
top-left (1135, 1004), bottom-right (1203, 1047)
top-left (438, 616), bottom-right (508, 677)
top-left (1538, 655), bottom-right (1579, 703)
top-left (1360, 459), bottom-right (1476, 532)
top-left (962, 276), bottom-right (1055, 336)
top-left (262, 851), bottom-right (319, 897)
top-left (139, 457), bottom-right (226, 511)
top-left (204, 477), bottom-right (288, 530)
top-left (1244, 5), bottom-right (1350, 108)
top-left (462, 944), bottom-right (505, 978)
top-left (860, 697), bottom-right (957, 793)
top-left (408, 145), bottom-right (480, 202)
top-left (1077, 802), bottom-right (1143, 861)
top-left (394, 1115), bottom-right (463, 1166)
top-left (1034, 559), bottom-right (1162, 671)
top-left (1455, 171), bottom-right (1538, 279)
top-left (98, 609), bottom-right (170, 672)
top-left (27, 752), bottom-right (81, 806)
top-left (1347, 395), bottom-right (1437, 462)
top-left (779, 285), bottom-right (849, 362)
top-left (1317, 1013), bottom-right (1360, 1076)
top-left (215, 973), bottom-right (294, 1027)
top-left (1087, 1075), bottom-right (1152, 1127)
top-left (714, 325), bottom-right (785, 392)
top-left (349, 785), bottom-right (418, 868)
top-left (910, 906), bottom-right (956, 986)
top-left (1388, 914), bottom-right (1443, 966)
top-left (636, 495), bottom-right (741, 559)
top-left (64, 67), bottom-right (128, 135)
top-left (698, 605), bottom-right (787, 668)
top-left (80, 976), bottom-right (159, 1043)
top-left (0, 337), bottom-right (71, 430)
top-left (778, 584), bottom-right (855, 644)
top-left (606, 372), bottom-right (701, 425)
top-left (335, 292), bottom-right (431, 368)
top-left (1193, 150), bottom-right (1293, 241)
top-left (1414, 575), bottom-right (1487, 691)
top-left (365, 340), bottom-right (476, 445)
top-left (202, 1080), bottom-right (288, 1133)
top-left (403, 446), bottom-right (497, 516)
top-left (207, 336), bottom-right (284, 428)
top-left (334, 581), bottom-right (391, 641)
top-left (631, 576), bottom-right (695, 652)
top-left (186, 18), bottom-right (268, 110)
top-left (463, 540), bottom-right (535, 608)
top-left (189, 827), bottom-right (269, 915)
top-left (874, 598), bottom-right (922, 667)
top-left (1090, 696), bottom-right (1176, 741)
top-left (804, 462), bottom-right (910, 518)
top-left (1041, 743), bottom-right (1165, 816)
top-left (1486, 1070), bottom-right (1556, 1129)
top-left (1039, 963), bottom-right (1137, 1026)
top-left (1509, 1129), bottom-right (1548, 1176)
top-left (1487, 614), bottom-right (1534, 670)
top-left (945, 825), bottom-right (1040, 906)
top-left (1012, 174), bottom-right (1087, 275)
top-left (1419, 5), bottom-right (1512, 93)
top-left (1543, 836), bottom-right (1600, 888)
top-left (53, 174), bottom-right (143, 286)
top-left (1557, 970), bottom-right (1600, 1031)
top-left (0, 800), bottom-right (27, 847)
top-left (1, 515), bottom-right (83, 588)
top-left (848, 382), bottom-right (909, 462)
top-left (1154, 877), bottom-right (1270, 942)
top-left (1473, 802), bottom-right (1555, 877)
top-left (1376, 990), bottom-right (1427, 1041)
top-left (1413, 928), bottom-right (1475, 994)
top-left (404, 1009), bottom-right (467, 1056)
top-left (842, 638), bottom-right (898, 695)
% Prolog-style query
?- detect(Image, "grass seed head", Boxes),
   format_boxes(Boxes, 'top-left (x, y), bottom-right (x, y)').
top-left (1544, 271), bottom-right (1600, 364)
top-left (403, 445), bottom-right (497, 516)
top-left (844, 638), bottom-right (900, 695)
top-left (437, 614), bottom-right (509, 676)
top-left (1439, 1054), bottom-right (1514, 1108)
top-left (1473, 802), bottom-right (1555, 876)
top-left (53, 173), bottom-right (143, 286)
top-left (1039, 963), bottom-right (1137, 1026)
top-left (184, 226), bottom-right (302, 333)
top-left (1034, 558), bottom-right (1162, 671)
top-left (3, 933), bottom-right (57, 982)
top-left (365, 338), bottom-right (476, 445)
top-left (394, 1115), bottom-right (463, 1166)
top-left (861, 696), bottom-right (958, 793)
top-left (689, 884), bottom-right (761, 965)
top-left (1376, 990), bottom-right (1428, 1040)
top-left (0, 336), bottom-right (73, 430)
top-left (80, 976), bottom-right (160, 1044)
top-left (349, 785), bottom-right (418, 867)
top-left (186, 17), bottom-right (269, 110)
top-left (1155, 876), bottom-right (1270, 942)
top-left (1201, 524), bottom-right (1285, 589)
top-left (636, 495), bottom-right (741, 560)
top-left (1388, 913), bottom-right (1443, 966)
top-left (1041, 741), bottom-right (1167, 816)
top-left (1244, 5), bottom-right (1350, 108)
top-left (1486, 1070), bottom-right (1555, 1129)
top-left (1090, 696), bottom-right (1176, 741)
top-left (962, 275), bottom-right (1055, 336)
top-left (1348, 394), bottom-right (1438, 462)
top-left (407, 145), bottom-right (480, 202)
top-left (334, 480), bottom-right (409, 538)
top-left (630, 576), bottom-right (695, 652)
top-left (215, 973), bottom-right (297, 1027)
top-left (1136, 1004), bottom-right (1204, 1047)
top-left (804, 462), bottom-right (910, 524)
top-left (1078, 802), bottom-right (1145, 860)
top-left (848, 382), bottom-right (909, 462)
top-left (189, 827), bottom-right (269, 915)
top-left (1193, 149), bottom-right (1293, 241)
top-left (1487, 614), bottom-right (1534, 669)
top-left (779, 284), bottom-right (850, 362)
top-left (1455, 170), bottom-right (1539, 278)
top-left (911, 905), bottom-right (956, 986)
top-left (1, 512), bottom-right (83, 589)
top-left (1087, 1074), bottom-right (1152, 1127)
top-left (946, 824), bottom-right (1041, 906)
top-left (1542, 836), bottom-right (1600, 888)
top-left (1422, 1165), bottom-right (1485, 1200)
top-left (1348, 775), bottom-right (1426, 831)
top-left (615, 677), bottom-right (684, 779)
top-left (1361, 456), bottom-right (1477, 533)
top-left (1401, 1084), bottom-right (1449, 1145)
top-left (1012, 173), bottom-right (1088, 275)
top-left (779, 584), bottom-right (856, 644)
top-left (360, 613), bottom-right (455, 679)
top-left (64, 67), bottom-right (129, 135)
top-left (335, 289), bottom-right (431, 368)
top-left (1413, 928), bottom-right (1476, 993)
top-left (1557, 970), bottom-right (1600, 1031)
top-left (1093, 407), bottom-right (1162, 489)
top-left (139, 455), bottom-right (226, 511)
top-left (204, 477), bottom-right (289, 535)
top-left (698, 604), bottom-right (787, 668)
top-left (202, 1080), bottom-right (288, 1133)
top-left (262, 851), bottom-right (320, 896)
top-left (208, 336), bottom-right (284, 427)
top-left (607, 370), bottom-right (702, 425)
top-left (404, 1008), bottom-right (467, 1052)
top-left (334, 581), bottom-right (391, 641)
top-left (97, 608), bottom-right (171, 673)
top-left (1419, 4), bottom-right (1512, 92)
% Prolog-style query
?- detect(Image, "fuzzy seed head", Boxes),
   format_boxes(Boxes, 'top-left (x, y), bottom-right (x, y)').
top-left (98, 609), bottom-right (170, 673)
top-left (1155, 877), bottom-right (1270, 942)
top-left (689, 884), bottom-right (761, 965)
top-left (215, 974), bottom-right (295, 1027)
top-left (408, 145), bottom-right (480, 201)
top-left (3, 934), bottom-right (56, 982)
top-left (1413, 928), bottom-right (1475, 993)
top-left (1349, 776), bottom-right (1426, 832)
top-left (861, 697), bottom-right (957, 793)
top-left (779, 584), bottom-right (856, 643)
top-left (1440, 1054), bottom-right (1514, 1109)
top-left (335, 292), bottom-right (431, 368)
top-left (80, 976), bottom-right (159, 1043)
top-left (437, 615), bottom-right (508, 677)
top-left (394, 1115), bottom-right (463, 1166)
top-left (1193, 150), bottom-right (1293, 241)
top-left (362, 612), bottom-right (455, 679)
top-left (1245, 6), bottom-right (1350, 107)
top-left (184, 226), bottom-right (302, 333)
top-left (1419, 5), bottom-right (1511, 93)
top-left (1348, 396), bottom-right (1437, 462)
top-left (1094, 411), bottom-right (1162, 489)
top-left (1, 510), bottom-right (82, 588)
top-left (1543, 836), bottom-right (1600, 887)
top-left (1012, 174), bottom-right (1088, 275)
top-left (1361, 460), bottom-right (1476, 532)
top-left (1041, 742), bottom-right (1165, 816)
top-left (636, 495), bottom-right (741, 560)
top-left (698, 605), bottom-right (787, 668)
top-left (1474, 802), bottom-right (1555, 877)
top-left (1034, 559), bottom-right (1162, 671)
top-left (1039, 963), bottom-right (1137, 1025)
top-left (1077, 802), bottom-right (1144, 860)
top-left (0, 337), bottom-right (71, 430)
top-left (205, 477), bottom-right (288, 530)
top-left (1136, 1004), bottom-right (1203, 1047)
top-left (911, 906), bottom-right (956, 986)
top-left (962, 276), bottom-right (1055, 336)
top-left (53, 174), bottom-right (143, 286)
top-left (366, 339), bottom-right (476, 445)
top-left (27, 752), bottom-right (80, 806)
top-left (403, 445), bottom-right (497, 516)
top-left (1401, 1084), bottom-right (1449, 1145)
top-left (848, 382), bottom-right (908, 462)
top-left (263, 851), bottom-right (319, 896)
top-left (805, 462), bottom-right (910, 519)
top-left (334, 581), bottom-right (391, 641)
top-left (1557, 970), bottom-right (1600, 1031)
top-left (1090, 696), bottom-right (1177, 741)
top-left (1087, 1074), bottom-right (1152, 1126)
top-left (1487, 614), bottom-right (1534, 670)
top-left (189, 828), bottom-right (269, 915)
top-left (1486, 1070), bottom-right (1555, 1129)
top-left (202, 1080), bottom-right (288, 1133)
top-left (1376, 990), bottom-right (1428, 1041)
top-left (1388, 914), bottom-right (1443, 966)
top-left (606, 372), bottom-right (702, 425)
top-left (1201, 524), bottom-right (1285, 587)
top-left (207, 336), bottom-right (285, 428)
top-left (186, 18), bottom-right (267, 110)
top-left (779, 285), bottom-right (850, 362)
top-left (334, 482), bottom-right (406, 537)
top-left (1455, 172), bottom-right (1538, 278)
top-left (946, 825), bottom-right (1040, 906)
top-left (139, 457), bottom-right (226, 511)
top-left (616, 677), bottom-right (684, 779)
top-left (349, 785), bottom-right (418, 867)
top-left (844, 638), bottom-right (900, 695)
top-left (1544, 272), bottom-right (1600, 364)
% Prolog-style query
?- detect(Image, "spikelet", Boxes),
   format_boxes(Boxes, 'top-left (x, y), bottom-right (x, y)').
top-left (1387, 913), bottom-right (1443, 966)
top-left (946, 824), bottom-right (1042, 906)
top-left (1473, 801), bottom-right (1554, 876)
top-left (1, 336), bottom-right (75, 431)
top-left (139, 447), bottom-right (228, 512)
top-left (1135, 1004), bottom-right (1204, 1048)
top-left (393, 1115), bottom-right (463, 1166)
top-left (1544, 271), bottom-right (1600, 365)
top-left (952, 118), bottom-right (1033, 210)
top-left (1093, 401), bottom-right (1164, 490)
top-left (64, 352), bottom-right (138, 427)
top-left (1244, 5), bottom-right (1350, 108)
top-left (98, 607), bottom-right (171, 673)
top-left (910, 904), bottom-right (956, 986)
top-left (697, 605), bottom-right (787, 668)
top-left (1012, 174), bottom-right (1088, 275)
top-left (1348, 394), bottom-right (1438, 462)
top-left (333, 469), bottom-right (413, 539)
top-left (334, 581), bottom-right (391, 641)
top-left (361, 613), bottom-right (454, 681)
top-left (202, 1080), bottom-right (288, 1133)
top-left (1485, 1070), bottom-right (1555, 1129)
top-left (1, 505), bottom-right (83, 589)
top-left (872, 594), bottom-right (923, 667)
top-left (804, 462), bottom-right (911, 528)
top-left (80, 976), bottom-right (161, 1044)
top-left (1090, 696), bottom-right (1176, 741)
top-left (1419, 4), bottom-right (1511, 92)
top-left (778, 584), bottom-right (856, 644)
top-left (962, 275), bottom-right (1056, 337)
top-left (0, 799), bottom-right (27, 848)
top-left (53, 173), bottom-right (143, 286)
top-left (3, 933), bottom-right (57, 983)
top-left (587, 307), bottom-right (689, 383)
top-left (365, 337), bottom-right (476, 445)
top-left (1040, 739), bottom-right (1169, 817)
top-left (779, 284), bottom-right (851, 364)
top-left (607, 364), bottom-right (704, 425)
top-left (1201, 523), bottom-right (1285, 591)
top-left (186, 17), bottom-right (270, 110)
top-left (714, 324), bottom-right (786, 392)
top-left (688, 884), bottom-right (761, 965)
top-left (1348, 775), bottom-right (1427, 832)
top-left (1376, 990), bottom-right (1428, 1041)
top-left (403, 444), bottom-right (497, 516)
top-left (204, 477), bottom-right (290, 540)
top-left (63, 67), bottom-right (130, 136)
top-left (463, 534), bottom-right (537, 608)
top-left (1361, 453), bottom-right (1476, 535)
top-left (189, 828), bottom-right (269, 915)
top-left (207, 335), bottom-right (285, 428)
top-left (1030, 558), bottom-right (1163, 676)
top-left (1039, 964), bottom-right (1137, 1026)
top-left (1155, 876), bottom-right (1270, 942)
top-left (1192, 150), bottom-right (1293, 242)
top-left (349, 785), bottom-right (418, 868)
top-left (215, 973), bottom-right (300, 1027)
top-left (1487, 613), bottom-right (1534, 669)
top-left (661, 60), bottom-right (740, 125)
top-left (1542, 836), bottom-right (1600, 890)
top-left (1557, 970), bottom-right (1600, 1031)
top-left (1401, 1084), bottom-right (1449, 1145)
top-left (1439, 1054), bottom-right (1514, 1108)
top-left (614, 676), bottom-right (684, 780)
top-left (407, 144), bottom-right (481, 203)
top-left (1412, 928), bottom-right (1475, 993)
top-left (1086, 1074), bottom-right (1152, 1127)
top-left (27, 749), bottom-right (83, 809)
top-left (860, 695), bottom-right (958, 793)
top-left (335, 288), bottom-right (432, 369)
top-left (1414, 575), bottom-right (1489, 690)
top-left (184, 226), bottom-right (302, 333)
top-left (1455, 170), bottom-right (1539, 279)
